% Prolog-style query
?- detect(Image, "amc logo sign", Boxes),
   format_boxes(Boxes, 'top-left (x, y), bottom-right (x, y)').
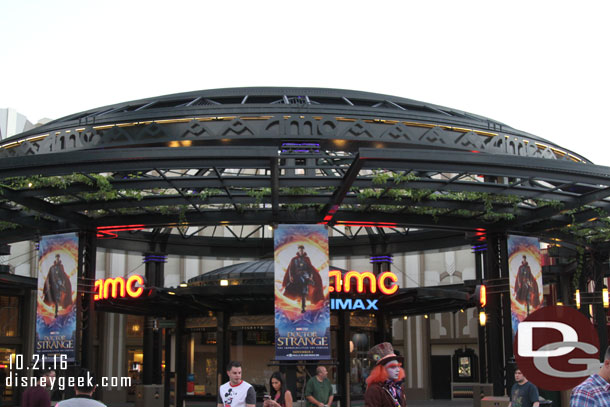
top-left (329, 270), bottom-right (398, 295)
top-left (94, 275), bottom-right (146, 301)
top-left (514, 305), bottom-right (600, 390)
top-left (329, 270), bottom-right (399, 311)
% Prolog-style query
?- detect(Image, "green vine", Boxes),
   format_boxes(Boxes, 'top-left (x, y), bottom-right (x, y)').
top-left (0, 221), bottom-right (19, 231)
top-left (573, 246), bottom-right (585, 291)
top-left (246, 188), bottom-right (271, 205)
top-left (199, 188), bottom-right (223, 200)
top-left (280, 187), bottom-right (320, 195)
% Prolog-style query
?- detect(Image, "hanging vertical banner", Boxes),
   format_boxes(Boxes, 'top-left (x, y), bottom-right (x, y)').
top-left (274, 224), bottom-right (330, 360)
top-left (508, 235), bottom-right (543, 335)
top-left (36, 233), bottom-right (79, 362)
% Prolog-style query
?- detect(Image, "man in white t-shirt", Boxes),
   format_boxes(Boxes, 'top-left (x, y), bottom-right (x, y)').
top-left (56, 369), bottom-right (106, 407)
top-left (217, 361), bottom-right (256, 407)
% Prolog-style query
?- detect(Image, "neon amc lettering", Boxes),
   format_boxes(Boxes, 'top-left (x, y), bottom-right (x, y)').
top-left (94, 275), bottom-right (145, 301)
top-left (329, 270), bottom-right (399, 295)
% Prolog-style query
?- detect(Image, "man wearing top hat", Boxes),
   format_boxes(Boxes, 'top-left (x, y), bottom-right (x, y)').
top-left (364, 342), bottom-right (407, 407)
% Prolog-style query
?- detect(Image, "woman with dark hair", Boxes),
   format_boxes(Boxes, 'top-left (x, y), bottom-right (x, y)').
top-left (264, 371), bottom-right (293, 407)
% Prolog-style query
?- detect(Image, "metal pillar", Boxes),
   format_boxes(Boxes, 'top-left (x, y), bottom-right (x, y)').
top-left (484, 234), bottom-right (504, 395)
top-left (558, 272), bottom-right (572, 305)
top-left (372, 254), bottom-right (392, 343)
top-left (176, 315), bottom-right (187, 407)
top-left (79, 231), bottom-right (97, 370)
top-left (499, 235), bottom-right (515, 396)
top-left (475, 251), bottom-right (487, 384)
top-left (593, 251), bottom-right (609, 357)
top-left (337, 310), bottom-right (351, 407)
top-left (164, 327), bottom-right (172, 407)
top-left (143, 253), bottom-right (165, 385)
top-left (216, 311), bottom-right (231, 387)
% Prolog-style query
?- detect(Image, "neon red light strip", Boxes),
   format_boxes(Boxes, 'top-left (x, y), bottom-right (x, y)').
top-left (97, 224), bottom-right (146, 230)
top-left (337, 222), bottom-right (397, 228)
top-left (337, 221), bottom-right (397, 226)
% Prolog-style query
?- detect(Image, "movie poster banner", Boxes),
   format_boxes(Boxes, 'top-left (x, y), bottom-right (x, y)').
top-left (508, 235), bottom-right (543, 335)
top-left (274, 224), bottom-right (330, 360)
top-left (36, 233), bottom-right (79, 362)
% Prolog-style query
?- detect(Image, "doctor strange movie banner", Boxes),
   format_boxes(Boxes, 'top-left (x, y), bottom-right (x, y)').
top-left (508, 235), bottom-right (543, 336)
top-left (36, 233), bottom-right (79, 362)
top-left (274, 224), bottom-right (330, 360)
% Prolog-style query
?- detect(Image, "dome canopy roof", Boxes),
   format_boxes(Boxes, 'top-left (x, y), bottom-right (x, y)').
top-left (1, 87), bottom-right (586, 162)
top-left (0, 87), bottom-right (608, 253)
top-left (188, 258), bottom-right (347, 286)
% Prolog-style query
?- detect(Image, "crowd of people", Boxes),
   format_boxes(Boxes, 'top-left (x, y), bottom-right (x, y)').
top-left (217, 342), bottom-right (406, 407)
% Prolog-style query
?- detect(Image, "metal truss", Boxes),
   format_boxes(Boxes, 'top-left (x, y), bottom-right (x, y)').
top-left (0, 88), bottom-right (609, 253)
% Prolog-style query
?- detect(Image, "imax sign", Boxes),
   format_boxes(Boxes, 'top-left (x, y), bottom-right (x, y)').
top-left (330, 298), bottom-right (379, 310)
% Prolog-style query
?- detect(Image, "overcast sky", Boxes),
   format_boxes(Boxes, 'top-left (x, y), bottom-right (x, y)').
top-left (2, 1), bottom-right (609, 165)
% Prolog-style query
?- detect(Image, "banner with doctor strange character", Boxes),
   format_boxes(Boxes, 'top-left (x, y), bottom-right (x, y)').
top-left (508, 235), bottom-right (543, 336)
top-left (36, 233), bottom-right (78, 362)
top-left (274, 224), bottom-right (330, 360)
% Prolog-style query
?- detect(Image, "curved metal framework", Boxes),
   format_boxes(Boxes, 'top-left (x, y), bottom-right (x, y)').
top-left (1, 87), bottom-right (610, 255)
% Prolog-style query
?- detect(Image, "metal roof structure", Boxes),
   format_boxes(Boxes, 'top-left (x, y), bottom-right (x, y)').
top-left (1, 87), bottom-right (610, 255)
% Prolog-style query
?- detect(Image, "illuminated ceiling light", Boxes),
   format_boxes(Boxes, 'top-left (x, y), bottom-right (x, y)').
top-left (403, 315), bottom-right (408, 320)
top-left (424, 314), bottom-right (428, 319)
top-left (575, 289), bottom-right (581, 309)
top-left (168, 291), bottom-right (175, 295)
top-left (479, 311), bottom-right (487, 326)
top-left (220, 279), bottom-right (229, 286)
top-left (28, 182), bottom-right (33, 188)
top-left (556, 301), bottom-right (563, 306)
top-left (460, 309), bottom-right (464, 313)
top-left (179, 281), bottom-right (188, 288)
top-left (603, 288), bottom-right (609, 308)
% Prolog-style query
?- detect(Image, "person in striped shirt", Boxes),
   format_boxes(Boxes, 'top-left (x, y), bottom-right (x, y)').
top-left (570, 346), bottom-right (610, 407)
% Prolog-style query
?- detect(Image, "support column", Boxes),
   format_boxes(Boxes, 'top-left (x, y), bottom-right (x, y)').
top-left (475, 251), bottom-right (487, 384)
top-left (558, 272), bottom-right (572, 305)
top-left (143, 253), bottom-right (166, 385)
top-left (216, 311), bottom-right (231, 387)
top-left (79, 231), bottom-right (97, 370)
top-left (176, 315), bottom-right (187, 407)
top-left (337, 310), bottom-right (351, 407)
top-left (499, 235), bottom-right (515, 396)
top-left (372, 254), bottom-right (392, 343)
top-left (484, 234), bottom-right (504, 395)
top-left (164, 327), bottom-right (172, 407)
top-left (593, 251), bottom-right (609, 358)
